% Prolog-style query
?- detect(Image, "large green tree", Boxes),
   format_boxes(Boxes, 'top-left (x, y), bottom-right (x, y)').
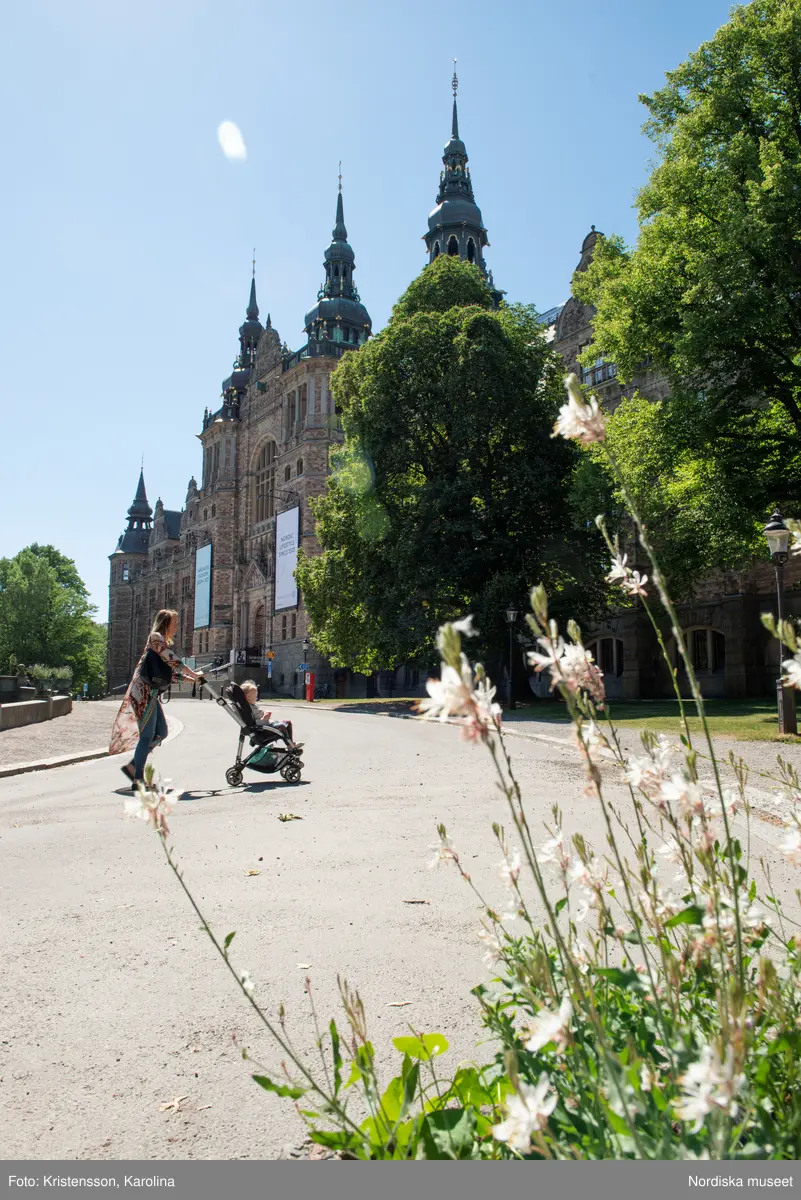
top-left (573, 0), bottom-right (801, 588)
top-left (297, 256), bottom-right (606, 674)
top-left (0, 545), bottom-right (106, 691)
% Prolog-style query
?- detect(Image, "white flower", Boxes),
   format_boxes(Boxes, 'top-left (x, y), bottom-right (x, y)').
top-left (416, 648), bottom-right (501, 742)
top-left (123, 778), bottom-right (175, 835)
top-left (606, 553), bottom-right (648, 598)
top-left (553, 375), bottom-right (606, 445)
top-left (624, 735), bottom-right (672, 798)
top-left (217, 120), bottom-right (247, 160)
top-left (537, 831), bottom-right (570, 870)
top-left (238, 968), bottom-right (255, 997)
top-left (675, 1045), bottom-right (745, 1133)
top-left (523, 997), bottom-right (572, 1053)
top-left (656, 837), bottom-right (683, 866)
top-left (492, 1074), bottom-right (557, 1150)
top-left (498, 848), bottom-right (521, 890)
top-left (660, 773), bottom-right (704, 820)
top-left (417, 658), bottom-right (474, 723)
top-left (529, 637), bottom-right (605, 704)
top-left (780, 828), bottom-right (801, 866)
top-left (606, 553), bottom-right (629, 585)
top-left (782, 655), bottom-right (801, 690)
top-left (527, 636), bottom-right (565, 676)
top-left (451, 616), bottom-right (477, 638)
top-left (640, 1063), bottom-right (654, 1093)
top-left (621, 570), bottom-right (648, 598)
top-left (427, 831), bottom-right (458, 870)
top-left (478, 925), bottom-right (503, 968)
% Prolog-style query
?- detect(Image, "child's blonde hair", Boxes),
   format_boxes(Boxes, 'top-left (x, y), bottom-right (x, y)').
top-left (241, 679), bottom-right (258, 695)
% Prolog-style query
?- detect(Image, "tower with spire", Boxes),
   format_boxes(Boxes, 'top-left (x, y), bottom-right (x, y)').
top-left (304, 171), bottom-right (372, 354)
top-left (107, 469), bottom-right (155, 686)
top-left (424, 64), bottom-right (491, 276)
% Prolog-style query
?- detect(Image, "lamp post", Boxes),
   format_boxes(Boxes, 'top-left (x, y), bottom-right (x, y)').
top-left (504, 604), bottom-right (519, 710)
top-left (764, 509), bottom-right (797, 735)
top-left (301, 636), bottom-right (311, 701)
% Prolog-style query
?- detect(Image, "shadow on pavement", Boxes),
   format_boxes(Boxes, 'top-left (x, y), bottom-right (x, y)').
top-left (180, 780), bottom-right (311, 800)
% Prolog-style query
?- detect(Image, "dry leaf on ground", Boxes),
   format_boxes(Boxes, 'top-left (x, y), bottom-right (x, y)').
top-left (386, 1001), bottom-right (411, 1008)
top-left (246, 869), bottom-right (261, 876)
top-left (159, 1096), bottom-right (188, 1113)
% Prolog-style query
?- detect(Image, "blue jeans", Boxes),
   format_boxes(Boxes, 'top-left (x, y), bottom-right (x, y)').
top-left (133, 700), bottom-right (168, 780)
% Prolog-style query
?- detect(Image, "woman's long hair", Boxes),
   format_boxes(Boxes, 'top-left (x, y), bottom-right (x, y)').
top-left (151, 609), bottom-right (179, 646)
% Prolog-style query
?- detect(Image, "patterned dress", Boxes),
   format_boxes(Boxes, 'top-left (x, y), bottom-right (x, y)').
top-left (109, 632), bottom-right (184, 756)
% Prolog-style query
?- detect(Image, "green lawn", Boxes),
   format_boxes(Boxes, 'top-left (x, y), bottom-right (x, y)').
top-left (513, 698), bottom-right (801, 743)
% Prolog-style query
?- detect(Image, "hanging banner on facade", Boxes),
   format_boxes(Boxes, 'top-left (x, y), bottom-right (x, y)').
top-left (194, 543), bottom-right (212, 629)
top-left (275, 506), bottom-right (299, 611)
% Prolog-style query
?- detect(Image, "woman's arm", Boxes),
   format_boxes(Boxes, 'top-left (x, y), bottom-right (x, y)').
top-left (149, 633), bottom-right (204, 682)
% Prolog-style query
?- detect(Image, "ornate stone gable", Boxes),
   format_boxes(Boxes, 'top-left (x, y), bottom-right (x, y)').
top-left (243, 559), bottom-right (266, 592)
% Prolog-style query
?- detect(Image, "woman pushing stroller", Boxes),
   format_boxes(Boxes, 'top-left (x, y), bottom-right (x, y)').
top-left (109, 609), bottom-right (205, 788)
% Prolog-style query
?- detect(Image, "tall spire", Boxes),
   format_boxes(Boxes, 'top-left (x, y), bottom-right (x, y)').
top-left (246, 250), bottom-right (259, 319)
top-left (303, 178), bottom-right (372, 353)
top-left (237, 264), bottom-right (264, 369)
top-left (423, 65), bottom-right (491, 277)
top-left (333, 162), bottom-right (347, 241)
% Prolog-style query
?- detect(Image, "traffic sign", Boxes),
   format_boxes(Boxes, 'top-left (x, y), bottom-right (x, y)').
top-left (298, 663), bottom-right (309, 672)
top-left (265, 650), bottom-right (275, 660)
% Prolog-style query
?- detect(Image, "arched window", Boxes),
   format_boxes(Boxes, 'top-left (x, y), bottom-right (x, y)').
top-left (467, 238), bottom-right (476, 263)
top-left (254, 442), bottom-right (276, 524)
top-left (284, 464), bottom-right (291, 482)
top-left (334, 265), bottom-right (339, 277)
top-left (253, 604), bottom-right (265, 653)
top-left (122, 563), bottom-right (129, 582)
top-left (297, 458), bottom-right (304, 475)
top-left (587, 638), bottom-right (624, 678)
top-left (211, 504), bottom-right (216, 518)
top-left (447, 235), bottom-right (459, 256)
top-left (433, 242), bottom-right (440, 259)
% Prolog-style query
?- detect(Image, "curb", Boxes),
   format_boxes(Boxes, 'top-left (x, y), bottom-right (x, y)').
top-left (0, 713), bottom-right (184, 780)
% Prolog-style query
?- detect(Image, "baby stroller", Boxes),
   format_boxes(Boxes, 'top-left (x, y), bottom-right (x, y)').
top-left (211, 682), bottom-right (304, 787)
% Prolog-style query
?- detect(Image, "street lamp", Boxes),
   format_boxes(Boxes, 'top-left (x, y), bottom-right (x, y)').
top-left (300, 636), bottom-right (311, 701)
top-left (505, 603), bottom-right (519, 710)
top-left (764, 509), bottom-right (797, 735)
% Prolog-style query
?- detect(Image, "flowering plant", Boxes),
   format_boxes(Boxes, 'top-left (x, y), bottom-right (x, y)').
top-left (128, 375), bottom-right (801, 1159)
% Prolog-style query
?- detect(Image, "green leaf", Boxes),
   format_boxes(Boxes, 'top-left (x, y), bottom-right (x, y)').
top-left (379, 1076), bottom-right (404, 1123)
top-left (223, 931), bottom-right (236, 951)
top-left (664, 905), bottom-right (705, 929)
top-left (252, 1074), bottom-right (307, 1099)
top-left (555, 897), bottom-right (568, 917)
top-left (420, 1109), bottom-right (477, 1159)
top-left (392, 1033), bottom-right (449, 1061)
top-left (310, 1129), bottom-right (365, 1155)
top-left (594, 967), bottom-right (643, 988)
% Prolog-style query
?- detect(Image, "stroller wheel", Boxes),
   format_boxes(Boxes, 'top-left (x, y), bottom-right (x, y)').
top-left (226, 767), bottom-right (244, 787)
top-left (281, 763), bottom-right (302, 784)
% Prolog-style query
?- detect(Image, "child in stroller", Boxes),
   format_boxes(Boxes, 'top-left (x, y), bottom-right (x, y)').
top-left (215, 680), bottom-right (304, 787)
top-left (240, 680), bottom-right (299, 749)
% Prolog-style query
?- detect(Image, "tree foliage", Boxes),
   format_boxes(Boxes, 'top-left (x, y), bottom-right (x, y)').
top-left (0, 545), bottom-right (106, 691)
top-left (297, 257), bottom-right (606, 673)
top-left (573, 0), bottom-right (801, 583)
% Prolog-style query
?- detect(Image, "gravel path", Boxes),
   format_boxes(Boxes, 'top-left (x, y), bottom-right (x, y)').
top-left (0, 702), bottom-right (118, 765)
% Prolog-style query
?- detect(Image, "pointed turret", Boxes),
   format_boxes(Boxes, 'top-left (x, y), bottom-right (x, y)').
top-left (424, 65), bottom-right (491, 276)
top-left (304, 174), bottom-right (372, 353)
top-left (114, 469), bottom-right (153, 555)
top-left (237, 270), bottom-right (263, 368)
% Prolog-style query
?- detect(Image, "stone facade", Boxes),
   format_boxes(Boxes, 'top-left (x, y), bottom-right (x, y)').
top-left (107, 188), bottom-right (369, 697)
top-left (538, 228), bottom-right (797, 701)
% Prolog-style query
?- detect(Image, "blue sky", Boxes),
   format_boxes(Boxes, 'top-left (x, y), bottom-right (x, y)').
top-left (1, 0), bottom-right (734, 614)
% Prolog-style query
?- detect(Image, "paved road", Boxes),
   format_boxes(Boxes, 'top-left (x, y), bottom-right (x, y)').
top-left (1, 701), bottom-right (796, 1161)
